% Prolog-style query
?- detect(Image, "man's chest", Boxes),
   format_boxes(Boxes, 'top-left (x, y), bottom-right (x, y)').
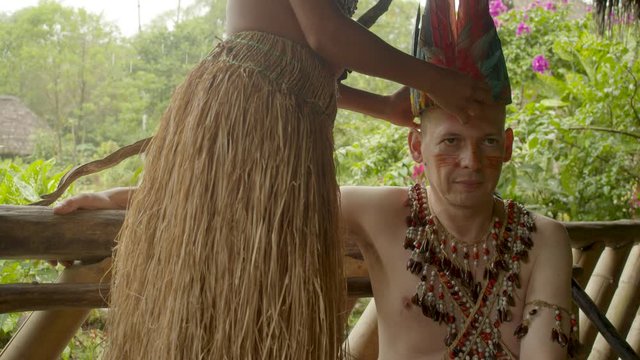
top-left (365, 226), bottom-right (533, 359)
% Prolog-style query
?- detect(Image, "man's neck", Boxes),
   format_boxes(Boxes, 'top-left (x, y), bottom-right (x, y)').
top-left (426, 186), bottom-right (496, 243)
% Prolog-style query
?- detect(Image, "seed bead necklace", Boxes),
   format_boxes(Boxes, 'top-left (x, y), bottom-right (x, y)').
top-left (404, 184), bottom-right (535, 359)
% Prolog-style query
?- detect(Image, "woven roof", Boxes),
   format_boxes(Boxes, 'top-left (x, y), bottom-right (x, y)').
top-left (0, 96), bottom-right (49, 157)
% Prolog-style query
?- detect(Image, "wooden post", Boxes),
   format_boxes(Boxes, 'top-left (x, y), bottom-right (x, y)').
top-left (572, 279), bottom-right (639, 360)
top-left (626, 309), bottom-right (640, 356)
top-left (573, 241), bottom-right (606, 287)
top-left (589, 242), bottom-right (640, 360)
top-left (580, 243), bottom-right (634, 353)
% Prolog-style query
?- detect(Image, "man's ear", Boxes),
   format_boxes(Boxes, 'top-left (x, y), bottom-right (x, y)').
top-left (408, 128), bottom-right (424, 163)
top-left (504, 128), bottom-right (514, 162)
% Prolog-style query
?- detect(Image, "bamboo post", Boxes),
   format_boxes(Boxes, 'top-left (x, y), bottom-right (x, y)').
top-left (589, 242), bottom-right (640, 360)
top-left (580, 242), bottom-right (634, 352)
top-left (572, 279), bottom-right (639, 360)
top-left (573, 241), bottom-right (606, 287)
top-left (626, 309), bottom-right (640, 355)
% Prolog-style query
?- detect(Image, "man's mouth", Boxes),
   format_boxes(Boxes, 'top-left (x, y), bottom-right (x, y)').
top-left (453, 179), bottom-right (483, 185)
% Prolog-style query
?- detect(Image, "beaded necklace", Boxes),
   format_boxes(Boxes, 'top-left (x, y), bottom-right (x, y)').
top-left (404, 184), bottom-right (535, 359)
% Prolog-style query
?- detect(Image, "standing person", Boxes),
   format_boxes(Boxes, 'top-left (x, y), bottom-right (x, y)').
top-left (75, 1), bottom-right (491, 359)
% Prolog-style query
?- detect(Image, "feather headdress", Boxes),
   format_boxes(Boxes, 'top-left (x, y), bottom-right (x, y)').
top-left (411, 0), bottom-right (512, 116)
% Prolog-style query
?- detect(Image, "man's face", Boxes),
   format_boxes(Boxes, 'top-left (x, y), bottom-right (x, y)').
top-left (409, 105), bottom-right (513, 208)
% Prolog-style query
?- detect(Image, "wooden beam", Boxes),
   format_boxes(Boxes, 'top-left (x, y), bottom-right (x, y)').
top-left (565, 220), bottom-right (640, 249)
top-left (1, 205), bottom-right (638, 260)
top-left (0, 278), bottom-right (370, 314)
top-left (0, 283), bottom-right (110, 313)
top-left (0, 205), bottom-right (120, 261)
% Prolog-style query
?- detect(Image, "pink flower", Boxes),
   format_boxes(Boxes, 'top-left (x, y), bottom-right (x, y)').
top-left (516, 22), bottom-right (531, 36)
top-left (544, 2), bottom-right (557, 11)
top-left (532, 54), bottom-right (550, 74)
top-left (412, 163), bottom-right (425, 179)
top-left (489, 0), bottom-right (509, 17)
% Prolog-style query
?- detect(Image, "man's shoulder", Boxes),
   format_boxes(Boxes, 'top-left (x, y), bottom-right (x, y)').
top-left (531, 212), bottom-right (570, 244)
top-left (526, 211), bottom-right (572, 264)
top-left (340, 186), bottom-right (410, 251)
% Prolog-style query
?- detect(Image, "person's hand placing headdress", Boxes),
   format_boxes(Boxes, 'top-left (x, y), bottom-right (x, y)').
top-left (411, 0), bottom-right (512, 117)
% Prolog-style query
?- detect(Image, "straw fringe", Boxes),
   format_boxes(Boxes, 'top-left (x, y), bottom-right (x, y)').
top-left (104, 32), bottom-right (345, 360)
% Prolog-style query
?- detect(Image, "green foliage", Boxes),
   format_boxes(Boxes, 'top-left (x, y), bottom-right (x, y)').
top-left (0, 158), bottom-right (70, 204)
top-left (0, 159), bottom-right (68, 348)
top-left (0, 0), bottom-right (223, 165)
top-left (335, 0), bottom-right (418, 187)
top-left (495, 3), bottom-right (640, 220)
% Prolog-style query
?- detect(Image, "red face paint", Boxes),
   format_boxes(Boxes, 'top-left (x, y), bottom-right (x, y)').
top-left (484, 155), bottom-right (504, 170)
top-left (434, 154), bottom-right (459, 168)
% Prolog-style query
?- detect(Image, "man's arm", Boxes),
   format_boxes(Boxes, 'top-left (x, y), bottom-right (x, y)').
top-left (519, 216), bottom-right (574, 360)
top-left (340, 186), bottom-right (374, 250)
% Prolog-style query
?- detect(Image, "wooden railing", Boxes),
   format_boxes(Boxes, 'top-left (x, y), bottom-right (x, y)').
top-left (1, 205), bottom-right (639, 359)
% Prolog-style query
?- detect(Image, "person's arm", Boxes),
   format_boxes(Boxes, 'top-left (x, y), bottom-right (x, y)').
top-left (289, 0), bottom-right (492, 123)
top-left (519, 217), bottom-right (574, 360)
top-left (338, 84), bottom-right (416, 128)
top-left (53, 187), bottom-right (136, 214)
top-left (48, 187), bottom-right (135, 266)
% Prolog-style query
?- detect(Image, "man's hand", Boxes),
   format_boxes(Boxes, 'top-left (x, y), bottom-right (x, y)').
top-left (426, 65), bottom-right (493, 124)
top-left (385, 86), bottom-right (416, 128)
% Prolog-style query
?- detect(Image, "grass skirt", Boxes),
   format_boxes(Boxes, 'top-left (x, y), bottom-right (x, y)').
top-left (104, 31), bottom-right (345, 360)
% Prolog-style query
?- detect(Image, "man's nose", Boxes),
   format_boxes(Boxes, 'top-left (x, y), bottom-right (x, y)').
top-left (460, 145), bottom-right (481, 170)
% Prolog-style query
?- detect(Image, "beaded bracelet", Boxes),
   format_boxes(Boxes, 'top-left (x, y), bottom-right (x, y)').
top-left (514, 299), bottom-right (579, 357)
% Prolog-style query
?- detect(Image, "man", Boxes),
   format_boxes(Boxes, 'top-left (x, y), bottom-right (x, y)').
top-left (340, 104), bottom-right (576, 359)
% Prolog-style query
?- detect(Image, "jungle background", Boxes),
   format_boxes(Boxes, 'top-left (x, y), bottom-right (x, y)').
top-left (0, 0), bottom-right (638, 358)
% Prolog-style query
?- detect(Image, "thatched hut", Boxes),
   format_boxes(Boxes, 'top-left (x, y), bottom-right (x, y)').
top-left (0, 96), bottom-right (48, 157)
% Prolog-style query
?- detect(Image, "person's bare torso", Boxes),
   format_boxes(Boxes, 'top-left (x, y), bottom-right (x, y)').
top-left (353, 187), bottom-right (540, 360)
top-left (226, 0), bottom-right (308, 44)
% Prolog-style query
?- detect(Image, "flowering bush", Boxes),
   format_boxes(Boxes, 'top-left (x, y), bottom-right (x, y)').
top-left (496, 3), bottom-right (640, 220)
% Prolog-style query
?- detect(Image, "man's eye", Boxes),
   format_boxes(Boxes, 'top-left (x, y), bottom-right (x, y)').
top-left (443, 138), bottom-right (458, 145)
top-left (484, 138), bottom-right (499, 146)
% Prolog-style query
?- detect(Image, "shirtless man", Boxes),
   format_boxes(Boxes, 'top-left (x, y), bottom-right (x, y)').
top-left (54, 102), bottom-right (575, 360)
top-left (341, 105), bottom-right (575, 359)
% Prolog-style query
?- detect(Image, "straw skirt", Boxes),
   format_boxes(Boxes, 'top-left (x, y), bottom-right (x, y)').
top-left (105, 31), bottom-right (345, 360)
